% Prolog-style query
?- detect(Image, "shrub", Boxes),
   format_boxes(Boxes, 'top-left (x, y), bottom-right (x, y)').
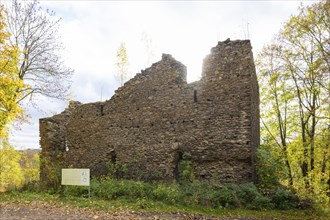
top-left (212, 186), bottom-right (236, 208)
top-left (136, 198), bottom-right (153, 209)
top-left (228, 183), bottom-right (262, 207)
top-left (181, 181), bottom-right (209, 207)
top-left (152, 183), bottom-right (181, 204)
top-left (20, 180), bottom-right (41, 193)
top-left (178, 159), bottom-right (195, 184)
top-left (63, 185), bottom-right (89, 197)
top-left (92, 177), bottom-right (127, 199)
top-left (270, 187), bottom-right (300, 210)
top-left (31, 175), bottom-right (305, 211)
top-left (92, 177), bottom-right (154, 200)
top-left (257, 145), bottom-right (281, 189)
top-left (247, 195), bottom-right (273, 210)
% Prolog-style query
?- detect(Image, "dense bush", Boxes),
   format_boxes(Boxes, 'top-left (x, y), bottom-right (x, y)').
top-left (55, 178), bottom-right (303, 211)
top-left (92, 177), bottom-right (152, 200)
top-left (152, 183), bottom-right (181, 204)
top-left (269, 187), bottom-right (300, 210)
top-left (62, 185), bottom-right (89, 197)
top-left (20, 180), bottom-right (41, 193)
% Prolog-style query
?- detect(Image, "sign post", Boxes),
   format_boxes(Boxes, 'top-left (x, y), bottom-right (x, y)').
top-left (61, 168), bottom-right (90, 197)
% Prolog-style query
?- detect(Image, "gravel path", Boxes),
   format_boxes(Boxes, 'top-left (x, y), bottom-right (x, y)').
top-left (0, 202), bottom-right (263, 220)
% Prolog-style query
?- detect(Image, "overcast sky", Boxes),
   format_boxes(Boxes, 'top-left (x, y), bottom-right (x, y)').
top-left (9, 0), bottom-right (317, 149)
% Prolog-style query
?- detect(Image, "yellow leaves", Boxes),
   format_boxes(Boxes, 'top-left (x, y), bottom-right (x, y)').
top-left (0, 4), bottom-right (26, 139)
top-left (21, 150), bottom-right (40, 183)
top-left (0, 6), bottom-right (10, 44)
top-left (0, 142), bottom-right (40, 191)
top-left (0, 142), bottom-right (25, 190)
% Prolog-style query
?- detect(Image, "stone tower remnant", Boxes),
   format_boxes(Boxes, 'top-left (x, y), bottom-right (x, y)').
top-left (39, 39), bottom-right (259, 187)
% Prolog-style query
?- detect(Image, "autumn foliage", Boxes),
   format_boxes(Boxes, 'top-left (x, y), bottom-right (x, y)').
top-left (257, 0), bottom-right (330, 210)
top-left (0, 5), bottom-right (25, 138)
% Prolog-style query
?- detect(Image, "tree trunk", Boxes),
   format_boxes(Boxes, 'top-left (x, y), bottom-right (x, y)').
top-left (284, 151), bottom-right (294, 186)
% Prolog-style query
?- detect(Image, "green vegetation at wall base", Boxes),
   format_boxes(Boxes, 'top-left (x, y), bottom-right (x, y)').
top-left (0, 190), bottom-right (327, 220)
top-left (2, 178), bottom-right (329, 219)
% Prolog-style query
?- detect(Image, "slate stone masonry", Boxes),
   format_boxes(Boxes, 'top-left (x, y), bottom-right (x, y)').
top-left (39, 39), bottom-right (259, 186)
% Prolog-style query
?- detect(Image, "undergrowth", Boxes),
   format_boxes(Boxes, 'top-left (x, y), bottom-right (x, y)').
top-left (27, 177), bottom-right (310, 211)
top-left (2, 178), bottom-right (328, 219)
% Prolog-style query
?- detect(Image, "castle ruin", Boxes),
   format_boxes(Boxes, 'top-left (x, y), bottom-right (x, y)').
top-left (39, 39), bottom-right (259, 187)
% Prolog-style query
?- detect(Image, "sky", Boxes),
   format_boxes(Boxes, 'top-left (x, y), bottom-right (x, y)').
top-left (8, 0), bottom-right (317, 149)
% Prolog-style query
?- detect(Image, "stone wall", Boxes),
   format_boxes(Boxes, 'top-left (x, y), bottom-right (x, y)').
top-left (39, 101), bottom-right (81, 188)
top-left (40, 39), bottom-right (259, 186)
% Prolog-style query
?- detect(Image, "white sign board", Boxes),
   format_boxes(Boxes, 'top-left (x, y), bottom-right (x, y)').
top-left (61, 168), bottom-right (90, 186)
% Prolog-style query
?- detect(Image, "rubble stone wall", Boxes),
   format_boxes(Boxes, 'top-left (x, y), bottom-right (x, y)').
top-left (40, 39), bottom-right (259, 185)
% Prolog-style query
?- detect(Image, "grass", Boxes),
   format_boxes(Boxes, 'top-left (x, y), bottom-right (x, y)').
top-left (0, 190), bottom-right (328, 220)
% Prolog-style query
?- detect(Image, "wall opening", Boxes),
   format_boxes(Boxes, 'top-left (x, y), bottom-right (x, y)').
top-left (110, 151), bottom-right (117, 164)
top-left (100, 105), bottom-right (105, 116)
top-left (108, 151), bottom-right (118, 178)
top-left (174, 151), bottom-right (183, 181)
top-left (194, 90), bottom-right (197, 102)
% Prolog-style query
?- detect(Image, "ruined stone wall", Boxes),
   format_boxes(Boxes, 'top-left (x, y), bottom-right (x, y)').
top-left (40, 39), bottom-right (259, 185)
top-left (39, 101), bottom-right (81, 188)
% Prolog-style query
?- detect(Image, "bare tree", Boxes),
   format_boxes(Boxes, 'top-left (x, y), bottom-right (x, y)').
top-left (141, 32), bottom-right (155, 68)
top-left (6, 0), bottom-right (73, 103)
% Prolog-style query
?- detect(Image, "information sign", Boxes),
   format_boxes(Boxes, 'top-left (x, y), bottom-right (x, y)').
top-left (61, 168), bottom-right (90, 186)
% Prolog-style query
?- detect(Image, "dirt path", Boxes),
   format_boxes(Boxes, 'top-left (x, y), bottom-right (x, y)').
top-left (0, 202), bottom-right (262, 220)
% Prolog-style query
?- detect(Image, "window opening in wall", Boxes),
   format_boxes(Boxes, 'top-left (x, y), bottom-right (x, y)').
top-left (100, 105), bottom-right (105, 116)
top-left (194, 90), bottom-right (197, 102)
top-left (174, 151), bottom-right (183, 181)
top-left (108, 151), bottom-right (117, 178)
top-left (110, 151), bottom-right (117, 164)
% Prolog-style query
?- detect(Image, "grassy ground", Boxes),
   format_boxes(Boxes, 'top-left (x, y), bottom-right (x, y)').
top-left (0, 191), bottom-right (327, 220)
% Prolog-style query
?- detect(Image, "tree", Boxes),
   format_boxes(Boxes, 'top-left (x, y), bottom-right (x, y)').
top-left (0, 4), bottom-right (24, 139)
top-left (256, 41), bottom-right (295, 186)
top-left (5, 0), bottom-right (73, 103)
top-left (20, 149), bottom-right (39, 184)
top-left (0, 141), bottom-right (24, 191)
top-left (280, 0), bottom-right (329, 187)
top-left (141, 32), bottom-right (155, 68)
top-left (115, 42), bottom-right (129, 86)
top-left (257, 0), bottom-right (329, 206)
